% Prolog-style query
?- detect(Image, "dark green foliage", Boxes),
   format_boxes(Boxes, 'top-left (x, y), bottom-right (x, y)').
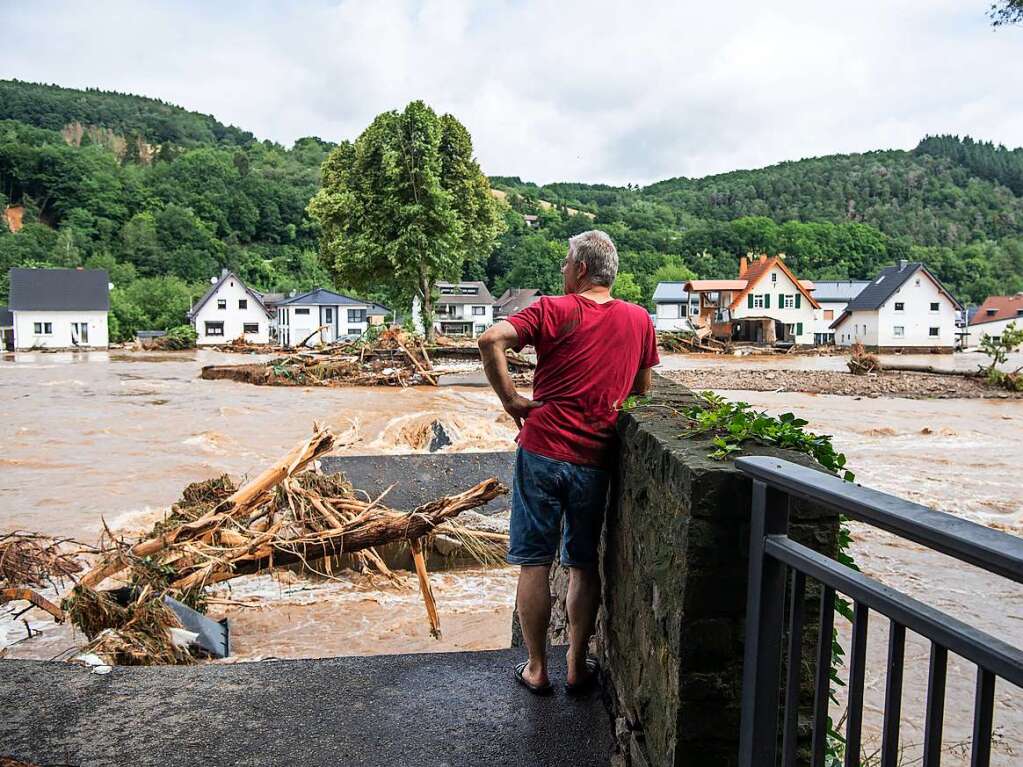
top-left (990, 0), bottom-right (1023, 26)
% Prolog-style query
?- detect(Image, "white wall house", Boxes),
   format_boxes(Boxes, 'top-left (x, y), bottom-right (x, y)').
top-left (7, 267), bottom-right (110, 350)
top-left (965, 293), bottom-right (1023, 348)
top-left (685, 255), bottom-right (820, 345)
top-left (276, 288), bottom-right (386, 347)
top-left (188, 270), bottom-right (272, 346)
top-left (652, 282), bottom-right (700, 332)
top-left (412, 281), bottom-right (495, 337)
top-left (809, 281), bottom-right (870, 345)
top-left (831, 261), bottom-right (960, 351)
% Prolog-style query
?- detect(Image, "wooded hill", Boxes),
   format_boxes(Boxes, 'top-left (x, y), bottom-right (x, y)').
top-left (1, 79), bottom-right (1021, 341)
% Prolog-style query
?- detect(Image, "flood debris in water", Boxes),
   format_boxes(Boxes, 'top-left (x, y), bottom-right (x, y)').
top-left (199, 327), bottom-right (533, 387)
top-left (0, 532), bottom-right (87, 624)
top-left (62, 422), bottom-right (508, 665)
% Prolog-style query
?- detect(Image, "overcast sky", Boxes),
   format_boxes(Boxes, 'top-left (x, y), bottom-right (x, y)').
top-left (5, 1), bottom-right (1021, 185)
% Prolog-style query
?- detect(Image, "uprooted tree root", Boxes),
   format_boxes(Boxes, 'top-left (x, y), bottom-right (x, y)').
top-left (64, 421), bottom-right (508, 665)
top-left (847, 342), bottom-right (883, 375)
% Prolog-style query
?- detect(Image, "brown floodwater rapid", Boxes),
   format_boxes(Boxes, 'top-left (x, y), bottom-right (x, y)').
top-left (1, 350), bottom-right (1020, 763)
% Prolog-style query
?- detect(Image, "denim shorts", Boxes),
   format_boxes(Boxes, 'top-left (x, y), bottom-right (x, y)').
top-left (507, 447), bottom-right (610, 568)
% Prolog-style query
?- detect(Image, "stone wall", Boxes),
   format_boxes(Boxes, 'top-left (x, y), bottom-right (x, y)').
top-left (514, 376), bottom-right (839, 766)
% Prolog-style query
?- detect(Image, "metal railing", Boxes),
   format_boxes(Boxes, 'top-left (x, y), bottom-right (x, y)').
top-left (736, 456), bottom-right (1023, 767)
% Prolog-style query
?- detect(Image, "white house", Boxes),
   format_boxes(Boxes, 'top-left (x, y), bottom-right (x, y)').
top-left (652, 282), bottom-right (701, 331)
top-left (7, 267), bottom-right (110, 350)
top-left (830, 261), bottom-right (961, 351)
top-left (188, 270), bottom-right (272, 346)
top-left (684, 255), bottom-right (820, 345)
top-left (965, 293), bottom-right (1023, 347)
top-left (808, 281), bottom-right (870, 345)
top-left (276, 288), bottom-right (386, 347)
top-left (412, 281), bottom-right (495, 337)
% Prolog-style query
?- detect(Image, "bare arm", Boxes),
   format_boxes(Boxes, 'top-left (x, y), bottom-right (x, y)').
top-left (478, 321), bottom-right (542, 429)
top-left (631, 367), bottom-right (653, 396)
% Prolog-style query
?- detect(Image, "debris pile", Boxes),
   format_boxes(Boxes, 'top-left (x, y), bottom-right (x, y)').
top-left (658, 329), bottom-right (727, 354)
top-left (0, 532), bottom-right (84, 622)
top-left (847, 342), bottom-right (883, 374)
top-left (61, 422), bottom-right (508, 664)
top-left (200, 328), bottom-right (534, 387)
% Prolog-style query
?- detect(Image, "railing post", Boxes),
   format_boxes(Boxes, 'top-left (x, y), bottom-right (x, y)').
top-left (739, 479), bottom-right (791, 767)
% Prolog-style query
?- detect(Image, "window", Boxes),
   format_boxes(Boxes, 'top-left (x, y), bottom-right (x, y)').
top-left (929, 327), bottom-right (940, 337)
top-left (930, 302), bottom-right (939, 312)
top-left (217, 299), bottom-right (227, 310)
top-left (752, 295), bottom-right (765, 309)
top-left (893, 326), bottom-right (905, 337)
top-left (894, 302), bottom-right (904, 312)
top-left (324, 308), bottom-right (333, 323)
top-left (771, 273), bottom-right (777, 283)
top-left (986, 308), bottom-right (998, 316)
top-left (797, 322), bottom-right (803, 336)
top-left (243, 323), bottom-right (259, 334)
top-left (295, 308), bottom-right (310, 315)
top-left (472, 306), bottom-right (485, 316)
top-left (475, 324), bottom-right (487, 334)
top-left (72, 322), bottom-right (89, 344)
top-left (823, 309), bottom-right (834, 320)
top-left (205, 321), bottom-right (225, 336)
top-left (347, 309), bottom-right (367, 323)
top-left (33, 322), bottom-right (53, 335)
top-left (782, 295), bottom-right (795, 309)
top-left (239, 299), bottom-right (248, 310)
top-left (347, 327), bottom-right (361, 336)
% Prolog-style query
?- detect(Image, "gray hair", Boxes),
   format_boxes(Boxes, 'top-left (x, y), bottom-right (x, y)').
top-left (568, 230), bottom-right (619, 287)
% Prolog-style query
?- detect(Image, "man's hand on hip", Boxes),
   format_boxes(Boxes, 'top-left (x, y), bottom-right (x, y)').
top-left (503, 394), bottom-right (543, 429)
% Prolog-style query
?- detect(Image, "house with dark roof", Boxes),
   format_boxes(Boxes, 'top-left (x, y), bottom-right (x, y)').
top-left (412, 281), bottom-right (495, 337)
top-left (7, 267), bottom-right (110, 350)
top-left (809, 280), bottom-right (870, 345)
top-left (829, 261), bottom-right (961, 351)
top-left (276, 288), bottom-right (390, 347)
top-left (188, 270), bottom-right (273, 346)
top-left (652, 282), bottom-right (700, 331)
top-left (494, 288), bottom-right (541, 320)
top-left (684, 254), bottom-right (820, 345)
top-left (965, 293), bottom-right (1023, 347)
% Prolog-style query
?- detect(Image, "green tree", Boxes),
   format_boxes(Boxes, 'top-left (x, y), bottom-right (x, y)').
top-left (612, 271), bottom-right (643, 304)
top-left (990, 1), bottom-right (1023, 26)
top-left (308, 101), bottom-right (502, 340)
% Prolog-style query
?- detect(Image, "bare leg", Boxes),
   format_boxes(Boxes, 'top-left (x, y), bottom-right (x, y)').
top-left (566, 564), bottom-right (600, 685)
top-left (517, 564), bottom-right (552, 687)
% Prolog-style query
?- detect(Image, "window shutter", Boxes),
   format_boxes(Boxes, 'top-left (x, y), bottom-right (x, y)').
top-left (797, 322), bottom-right (803, 336)
top-left (795, 293), bottom-right (801, 309)
top-left (764, 294), bottom-right (771, 309)
top-left (747, 293), bottom-right (754, 309)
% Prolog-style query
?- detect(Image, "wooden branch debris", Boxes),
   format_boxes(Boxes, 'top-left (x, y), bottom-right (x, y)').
top-left (65, 422), bottom-right (508, 664)
top-left (658, 330), bottom-right (726, 354)
top-left (0, 587), bottom-right (63, 621)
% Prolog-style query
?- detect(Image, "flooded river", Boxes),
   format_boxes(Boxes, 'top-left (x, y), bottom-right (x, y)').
top-left (1, 350), bottom-right (1020, 762)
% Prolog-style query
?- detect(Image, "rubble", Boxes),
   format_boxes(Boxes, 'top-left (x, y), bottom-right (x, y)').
top-left (0, 532), bottom-right (87, 623)
top-left (199, 328), bottom-right (534, 387)
top-left (62, 422), bottom-right (508, 665)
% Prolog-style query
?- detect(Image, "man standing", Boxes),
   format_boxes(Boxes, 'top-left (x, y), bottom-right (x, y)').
top-left (478, 230), bottom-right (659, 694)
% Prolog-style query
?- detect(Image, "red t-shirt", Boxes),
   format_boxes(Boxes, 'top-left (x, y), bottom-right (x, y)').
top-left (505, 294), bottom-right (659, 468)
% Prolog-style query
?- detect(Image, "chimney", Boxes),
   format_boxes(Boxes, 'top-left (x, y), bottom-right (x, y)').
top-left (739, 256), bottom-right (748, 277)
top-left (898, 259), bottom-right (908, 270)
top-left (758, 254), bottom-right (767, 264)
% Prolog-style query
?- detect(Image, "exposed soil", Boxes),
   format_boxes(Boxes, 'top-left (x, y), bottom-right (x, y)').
top-left (662, 367), bottom-right (1023, 399)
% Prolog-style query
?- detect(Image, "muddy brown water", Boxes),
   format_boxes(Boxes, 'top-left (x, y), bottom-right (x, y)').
top-left (1, 350), bottom-right (1020, 762)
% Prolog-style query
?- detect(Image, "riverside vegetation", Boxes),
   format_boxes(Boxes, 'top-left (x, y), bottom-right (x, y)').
top-left (2, 79), bottom-right (1023, 343)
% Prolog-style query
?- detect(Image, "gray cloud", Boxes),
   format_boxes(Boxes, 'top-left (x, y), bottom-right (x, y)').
top-left (4, 0), bottom-right (1021, 185)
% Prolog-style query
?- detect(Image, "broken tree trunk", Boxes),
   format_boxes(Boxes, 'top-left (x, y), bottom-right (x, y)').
top-left (410, 538), bottom-right (441, 638)
top-left (0, 587), bottom-right (63, 621)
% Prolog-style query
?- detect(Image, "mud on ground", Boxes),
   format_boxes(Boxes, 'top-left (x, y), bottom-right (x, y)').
top-left (662, 367), bottom-right (1023, 399)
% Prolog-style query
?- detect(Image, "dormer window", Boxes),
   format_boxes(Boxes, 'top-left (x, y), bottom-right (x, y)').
top-left (987, 309), bottom-right (998, 316)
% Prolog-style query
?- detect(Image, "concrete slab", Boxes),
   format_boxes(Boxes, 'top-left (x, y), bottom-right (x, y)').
top-left (322, 452), bottom-right (516, 513)
top-left (0, 649), bottom-right (612, 766)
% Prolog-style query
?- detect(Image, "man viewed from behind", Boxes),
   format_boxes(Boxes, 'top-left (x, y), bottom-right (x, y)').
top-left (478, 230), bottom-right (659, 695)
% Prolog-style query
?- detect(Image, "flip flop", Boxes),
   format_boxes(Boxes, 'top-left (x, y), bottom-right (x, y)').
top-left (514, 661), bottom-right (553, 695)
top-left (565, 657), bottom-right (599, 696)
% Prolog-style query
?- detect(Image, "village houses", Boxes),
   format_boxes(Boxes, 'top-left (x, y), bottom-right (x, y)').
top-left (808, 280), bottom-right (870, 345)
top-left (276, 288), bottom-right (388, 348)
top-left (652, 282), bottom-right (701, 332)
top-left (966, 293), bottom-right (1023, 347)
top-left (412, 281), bottom-right (495, 338)
top-left (188, 270), bottom-right (274, 346)
top-left (4, 267), bottom-right (110, 350)
top-left (682, 254), bottom-right (820, 345)
top-left (830, 261), bottom-right (961, 351)
top-left (494, 288), bottom-right (541, 321)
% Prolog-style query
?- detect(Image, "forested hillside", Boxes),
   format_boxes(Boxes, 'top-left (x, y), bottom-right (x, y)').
top-left (1, 79), bottom-right (1021, 342)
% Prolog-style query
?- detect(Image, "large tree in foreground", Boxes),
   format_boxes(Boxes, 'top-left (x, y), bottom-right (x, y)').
top-left (308, 101), bottom-right (502, 340)
top-left (990, 0), bottom-right (1023, 25)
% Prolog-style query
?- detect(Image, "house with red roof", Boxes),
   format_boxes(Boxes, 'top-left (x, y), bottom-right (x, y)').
top-left (683, 254), bottom-right (820, 345)
top-left (966, 293), bottom-right (1023, 347)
